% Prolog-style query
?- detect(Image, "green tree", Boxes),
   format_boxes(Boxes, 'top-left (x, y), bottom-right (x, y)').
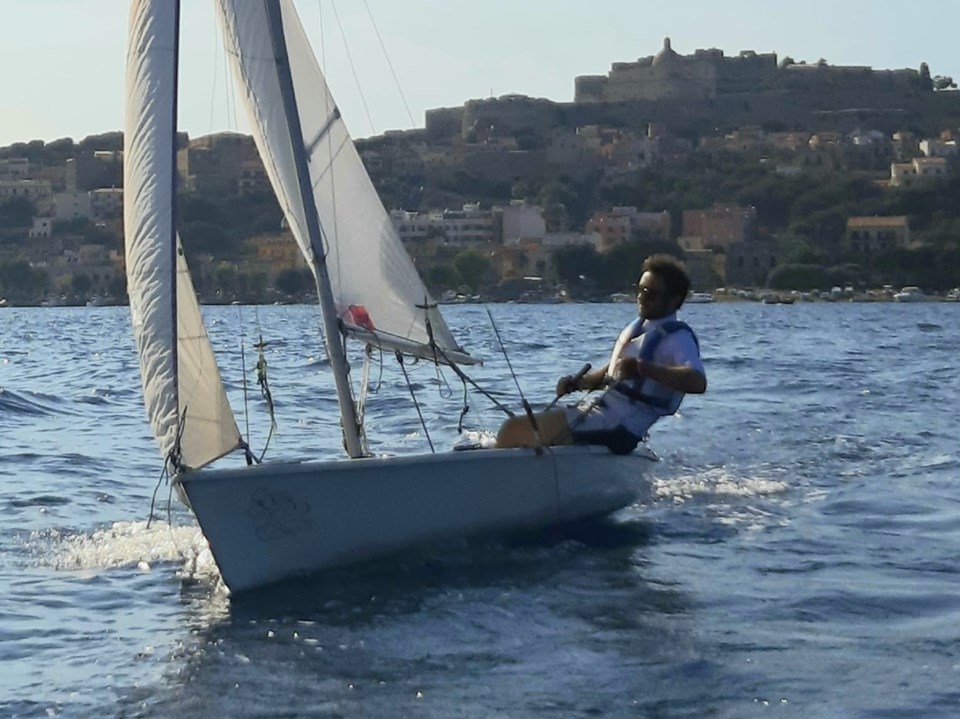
top-left (0, 261), bottom-right (49, 302)
top-left (275, 268), bottom-right (313, 296)
top-left (0, 197), bottom-right (35, 228)
top-left (71, 273), bottom-right (93, 296)
top-left (551, 244), bottom-right (603, 287)
top-left (453, 250), bottom-right (492, 292)
top-left (426, 264), bottom-right (461, 291)
top-left (181, 220), bottom-right (232, 257)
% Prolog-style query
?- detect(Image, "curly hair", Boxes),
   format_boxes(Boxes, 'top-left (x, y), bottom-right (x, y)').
top-left (641, 254), bottom-right (690, 306)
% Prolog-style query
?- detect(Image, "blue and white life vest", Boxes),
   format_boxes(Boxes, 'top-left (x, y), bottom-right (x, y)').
top-left (606, 316), bottom-right (699, 416)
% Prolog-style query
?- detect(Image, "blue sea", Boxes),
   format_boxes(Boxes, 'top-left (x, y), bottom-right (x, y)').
top-left (1, 301), bottom-right (959, 718)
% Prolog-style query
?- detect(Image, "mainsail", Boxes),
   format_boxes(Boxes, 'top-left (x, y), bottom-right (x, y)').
top-left (214, 0), bottom-right (475, 365)
top-left (124, 0), bottom-right (242, 470)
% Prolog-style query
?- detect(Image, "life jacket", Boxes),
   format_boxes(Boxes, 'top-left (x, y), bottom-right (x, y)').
top-left (606, 317), bottom-right (699, 416)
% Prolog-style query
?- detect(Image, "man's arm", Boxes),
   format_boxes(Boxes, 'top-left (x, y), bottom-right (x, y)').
top-left (620, 358), bottom-right (707, 394)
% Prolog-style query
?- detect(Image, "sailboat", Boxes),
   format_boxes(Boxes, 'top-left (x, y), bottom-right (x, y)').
top-left (124, 0), bottom-right (655, 594)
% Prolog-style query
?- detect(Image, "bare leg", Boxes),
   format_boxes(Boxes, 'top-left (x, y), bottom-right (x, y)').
top-left (495, 409), bottom-right (573, 449)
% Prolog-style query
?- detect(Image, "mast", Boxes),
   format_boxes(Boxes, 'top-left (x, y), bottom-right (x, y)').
top-left (169, 0), bottom-right (182, 463)
top-left (263, 0), bottom-right (364, 458)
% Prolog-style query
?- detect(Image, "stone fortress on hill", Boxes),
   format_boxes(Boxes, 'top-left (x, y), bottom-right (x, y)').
top-left (424, 38), bottom-right (959, 140)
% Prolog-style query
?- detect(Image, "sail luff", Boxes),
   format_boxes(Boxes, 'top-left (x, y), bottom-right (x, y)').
top-left (124, 0), bottom-right (181, 462)
top-left (263, 0), bottom-right (364, 458)
top-left (125, 0), bottom-right (242, 470)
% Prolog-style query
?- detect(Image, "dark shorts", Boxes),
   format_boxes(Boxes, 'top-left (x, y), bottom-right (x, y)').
top-left (569, 424), bottom-right (641, 455)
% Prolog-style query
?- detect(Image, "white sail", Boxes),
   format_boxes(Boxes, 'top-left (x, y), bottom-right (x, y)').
top-left (215, 0), bottom-right (475, 365)
top-left (125, 0), bottom-right (242, 470)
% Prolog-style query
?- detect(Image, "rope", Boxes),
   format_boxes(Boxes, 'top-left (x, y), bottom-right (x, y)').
top-left (429, 341), bottom-right (516, 418)
top-left (254, 335), bottom-right (277, 463)
top-left (238, 306), bottom-right (251, 446)
top-left (146, 463), bottom-right (168, 530)
top-left (396, 350), bottom-right (434, 452)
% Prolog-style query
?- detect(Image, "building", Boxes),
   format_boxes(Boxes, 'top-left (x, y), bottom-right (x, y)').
top-left (391, 204), bottom-right (496, 249)
top-left (53, 191), bottom-right (94, 222)
top-left (845, 216), bottom-right (910, 255)
top-left (889, 156), bottom-right (948, 187)
top-left (247, 233), bottom-right (306, 270)
top-left (0, 158), bottom-right (30, 180)
top-left (177, 132), bottom-right (261, 195)
top-left (0, 179), bottom-right (53, 212)
top-left (498, 201), bottom-right (546, 243)
top-left (680, 205), bottom-right (756, 250)
top-left (90, 188), bottom-right (123, 220)
top-left (586, 207), bottom-right (671, 253)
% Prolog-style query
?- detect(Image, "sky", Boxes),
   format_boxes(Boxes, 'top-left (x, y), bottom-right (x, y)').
top-left (2, 0), bottom-right (959, 148)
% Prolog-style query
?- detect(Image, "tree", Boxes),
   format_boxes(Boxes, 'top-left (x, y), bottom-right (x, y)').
top-left (71, 273), bottom-right (93, 296)
top-left (551, 244), bottom-right (603, 287)
top-left (426, 264), bottom-right (461, 291)
top-left (453, 250), bottom-right (492, 292)
top-left (933, 75), bottom-right (957, 91)
top-left (0, 197), bottom-right (35, 228)
top-left (275, 268), bottom-right (313, 296)
top-left (0, 261), bottom-right (49, 302)
top-left (767, 263), bottom-right (833, 291)
top-left (180, 220), bottom-right (232, 257)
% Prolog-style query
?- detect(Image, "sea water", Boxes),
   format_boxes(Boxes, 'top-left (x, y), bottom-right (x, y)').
top-left (1, 302), bottom-right (959, 718)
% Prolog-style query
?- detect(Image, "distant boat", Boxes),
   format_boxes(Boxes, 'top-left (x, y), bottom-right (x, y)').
top-left (761, 294), bottom-right (795, 305)
top-left (687, 292), bottom-right (714, 304)
top-left (893, 286), bottom-right (925, 302)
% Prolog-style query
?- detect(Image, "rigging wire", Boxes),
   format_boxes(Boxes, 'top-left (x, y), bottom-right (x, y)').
top-left (207, 18), bottom-right (221, 130)
top-left (486, 307), bottom-right (543, 451)
top-left (486, 307), bottom-right (527, 404)
top-left (329, 0), bottom-right (377, 135)
top-left (362, 0), bottom-right (416, 128)
top-left (396, 350), bottom-right (434, 453)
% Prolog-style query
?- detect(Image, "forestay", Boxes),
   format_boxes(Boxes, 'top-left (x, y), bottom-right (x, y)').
top-left (214, 0), bottom-right (475, 365)
top-left (124, 0), bottom-right (242, 470)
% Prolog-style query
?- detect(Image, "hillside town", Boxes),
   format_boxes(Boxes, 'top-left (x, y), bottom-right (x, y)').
top-left (2, 39), bottom-right (960, 306)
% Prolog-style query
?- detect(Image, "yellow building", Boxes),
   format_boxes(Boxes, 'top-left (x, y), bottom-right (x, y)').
top-left (845, 216), bottom-right (910, 254)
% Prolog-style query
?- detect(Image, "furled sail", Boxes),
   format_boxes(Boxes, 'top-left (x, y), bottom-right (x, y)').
top-left (125, 0), bottom-right (242, 470)
top-left (215, 0), bottom-right (476, 365)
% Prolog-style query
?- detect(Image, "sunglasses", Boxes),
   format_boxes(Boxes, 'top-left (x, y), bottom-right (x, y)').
top-left (637, 286), bottom-right (667, 301)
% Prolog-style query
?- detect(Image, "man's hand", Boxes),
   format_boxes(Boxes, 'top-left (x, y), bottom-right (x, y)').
top-left (615, 357), bottom-right (644, 379)
top-left (556, 375), bottom-right (578, 397)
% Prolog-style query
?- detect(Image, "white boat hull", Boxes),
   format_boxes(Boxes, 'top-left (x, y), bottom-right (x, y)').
top-left (178, 445), bottom-right (654, 593)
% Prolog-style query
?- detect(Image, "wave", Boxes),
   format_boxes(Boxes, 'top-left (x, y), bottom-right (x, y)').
top-left (0, 387), bottom-right (61, 417)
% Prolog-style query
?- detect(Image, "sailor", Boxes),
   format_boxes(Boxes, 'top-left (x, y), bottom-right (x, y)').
top-left (495, 254), bottom-right (706, 453)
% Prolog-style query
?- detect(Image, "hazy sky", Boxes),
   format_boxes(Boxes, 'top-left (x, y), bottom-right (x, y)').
top-left (2, 0), bottom-right (958, 147)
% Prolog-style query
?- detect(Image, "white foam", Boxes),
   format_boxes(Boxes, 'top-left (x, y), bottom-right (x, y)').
top-left (456, 430), bottom-right (498, 449)
top-left (34, 520), bottom-right (222, 585)
top-left (653, 466), bottom-right (789, 504)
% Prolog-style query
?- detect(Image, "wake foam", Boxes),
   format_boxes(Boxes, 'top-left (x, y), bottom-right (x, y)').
top-left (32, 520), bottom-right (222, 586)
top-left (653, 466), bottom-right (789, 503)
